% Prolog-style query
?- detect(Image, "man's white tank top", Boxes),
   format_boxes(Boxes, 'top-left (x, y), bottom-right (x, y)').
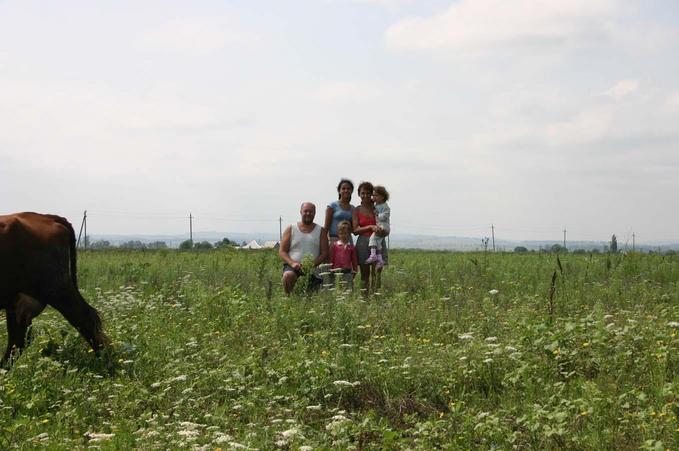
top-left (289, 223), bottom-right (321, 263)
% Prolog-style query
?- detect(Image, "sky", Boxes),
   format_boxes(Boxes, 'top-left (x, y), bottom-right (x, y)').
top-left (1, 0), bottom-right (678, 243)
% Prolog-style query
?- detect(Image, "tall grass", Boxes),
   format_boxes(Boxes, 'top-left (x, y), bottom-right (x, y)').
top-left (1, 249), bottom-right (677, 449)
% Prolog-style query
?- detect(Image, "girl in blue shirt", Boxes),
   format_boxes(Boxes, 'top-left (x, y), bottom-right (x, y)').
top-left (324, 178), bottom-right (354, 244)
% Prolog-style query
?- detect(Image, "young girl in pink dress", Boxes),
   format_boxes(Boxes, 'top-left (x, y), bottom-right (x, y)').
top-left (330, 220), bottom-right (358, 275)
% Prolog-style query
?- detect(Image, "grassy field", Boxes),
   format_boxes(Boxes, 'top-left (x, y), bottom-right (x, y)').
top-left (1, 249), bottom-right (678, 449)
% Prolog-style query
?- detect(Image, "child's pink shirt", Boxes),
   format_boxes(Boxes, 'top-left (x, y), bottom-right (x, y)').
top-left (330, 240), bottom-right (358, 272)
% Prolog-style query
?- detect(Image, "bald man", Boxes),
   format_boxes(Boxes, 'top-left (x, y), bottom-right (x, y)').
top-left (279, 202), bottom-right (329, 294)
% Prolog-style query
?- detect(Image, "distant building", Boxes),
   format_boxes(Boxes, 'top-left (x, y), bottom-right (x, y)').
top-left (240, 240), bottom-right (262, 249)
top-left (239, 240), bottom-right (279, 249)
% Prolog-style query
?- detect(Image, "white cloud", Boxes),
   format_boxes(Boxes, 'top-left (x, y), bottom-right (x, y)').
top-left (328, 0), bottom-right (411, 7)
top-left (135, 20), bottom-right (256, 53)
top-left (602, 80), bottom-right (639, 100)
top-left (386, 0), bottom-right (617, 52)
top-left (314, 82), bottom-right (380, 102)
top-left (545, 106), bottom-right (614, 145)
top-left (668, 91), bottom-right (679, 110)
top-left (0, 79), bottom-right (253, 178)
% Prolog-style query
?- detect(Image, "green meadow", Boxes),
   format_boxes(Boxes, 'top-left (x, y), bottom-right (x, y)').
top-left (1, 249), bottom-right (678, 449)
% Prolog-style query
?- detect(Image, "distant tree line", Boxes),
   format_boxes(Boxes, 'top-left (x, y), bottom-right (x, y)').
top-left (513, 234), bottom-right (677, 256)
top-left (88, 237), bottom-right (241, 250)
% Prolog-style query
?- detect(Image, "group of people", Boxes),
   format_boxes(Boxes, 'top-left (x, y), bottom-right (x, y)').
top-left (278, 179), bottom-right (390, 295)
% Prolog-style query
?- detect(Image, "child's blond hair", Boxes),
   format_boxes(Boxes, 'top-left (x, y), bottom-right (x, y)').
top-left (337, 220), bottom-right (351, 233)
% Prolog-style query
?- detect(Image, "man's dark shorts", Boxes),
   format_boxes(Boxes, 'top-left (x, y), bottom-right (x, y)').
top-left (283, 263), bottom-right (303, 276)
top-left (282, 264), bottom-right (322, 291)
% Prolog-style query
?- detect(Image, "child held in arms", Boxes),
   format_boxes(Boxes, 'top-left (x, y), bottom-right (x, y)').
top-left (365, 185), bottom-right (390, 268)
top-left (330, 220), bottom-right (358, 275)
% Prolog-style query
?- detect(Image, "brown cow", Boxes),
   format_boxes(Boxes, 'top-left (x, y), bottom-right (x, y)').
top-left (0, 212), bottom-right (107, 366)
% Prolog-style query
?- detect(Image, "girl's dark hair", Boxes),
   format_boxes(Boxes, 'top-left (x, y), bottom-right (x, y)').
top-left (337, 178), bottom-right (354, 199)
top-left (357, 181), bottom-right (373, 194)
top-left (373, 185), bottom-right (389, 201)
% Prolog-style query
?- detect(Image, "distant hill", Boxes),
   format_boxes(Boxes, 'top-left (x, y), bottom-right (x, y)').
top-left (89, 231), bottom-right (679, 252)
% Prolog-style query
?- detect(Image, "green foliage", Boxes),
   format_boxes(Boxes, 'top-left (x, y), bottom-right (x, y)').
top-left (214, 237), bottom-right (235, 248)
top-left (193, 241), bottom-right (213, 250)
top-left (90, 240), bottom-right (111, 249)
top-left (550, 243), bottom-right (567, 253)
top-left (1, 250), bottom-right (678, 449)
top-left (178, 240), bottom-right (192, 250)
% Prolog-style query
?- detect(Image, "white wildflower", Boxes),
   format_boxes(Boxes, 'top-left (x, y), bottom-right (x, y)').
top-left (668, 321), bottom-right (679, 328)
top-left (212, 433), bottom-right (233, 444)
top-left (279, 427), bottom-right (303, 440)
top-left (150, 382), bottom-right (162, 388)
top-left (177, 430), bottom-right (199, 439)
top-left (326, 414), bottom-right (351, 434)
top-left (458, 332), bottom-right (474, 340)
top-left (483, 358), bottom-right (493, 364)
top-left (488, 289), bottom-right (499, 295)
top-left (276, 428), bottom-right (304, 447)
top-left (31, 433), bottom-right (49, 441)
top-left (179, 422), bottom-right (204, 429)
top-left (85, 432), bottom-right (115, 442)
top-left (172, 375), bottom-right (188, 382)
top-left (485, 337), bottom-right (497, 342)
top-left (306, 405), bottom-right (322, 411)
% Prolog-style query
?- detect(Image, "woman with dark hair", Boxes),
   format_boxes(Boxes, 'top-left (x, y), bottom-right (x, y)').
top-left (352, 181), bottom-right (388, 293)
top-left (324, 178), bottom-right (354, 245)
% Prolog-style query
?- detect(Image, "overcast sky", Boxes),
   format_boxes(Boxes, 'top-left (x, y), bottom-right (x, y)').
top-left (1, 0), bottom-right (678, 243)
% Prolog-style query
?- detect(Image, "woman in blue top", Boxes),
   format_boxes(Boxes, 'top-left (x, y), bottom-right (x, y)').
top-left (324, 178), bottom-right (354, 245)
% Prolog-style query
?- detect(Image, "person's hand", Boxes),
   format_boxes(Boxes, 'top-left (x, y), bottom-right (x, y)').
top-left (292, 262), bottom-right (302, 271)
top-left (371, 225), bottom-right (379, 232)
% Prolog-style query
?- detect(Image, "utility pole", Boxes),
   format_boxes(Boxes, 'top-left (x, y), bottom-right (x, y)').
top-left (279, 216), bottom-right (282, 242)
top-left (189, 213), bottom-right (193, 247)
top-left (491, 224), bottom-right (496, 252)
top-left (632, 233), bottom-right (635, 252)
top-left (77, 210), bottom-right (87, 248)
top-left (563, 228), bottom-right (567, 249)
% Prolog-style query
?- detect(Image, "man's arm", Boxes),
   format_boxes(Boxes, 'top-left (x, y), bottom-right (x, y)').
top-left (279, 225), bottom-right (300, 269)
top-left (314, 227), bottom-right (329, 266)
